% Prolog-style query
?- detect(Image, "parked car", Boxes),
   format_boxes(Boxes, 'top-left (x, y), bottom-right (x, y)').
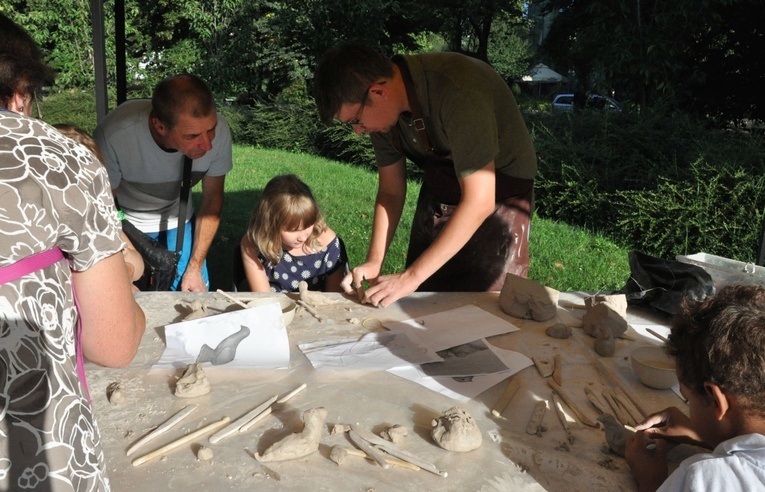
top-left (552, 93), bottom-right (622, 112)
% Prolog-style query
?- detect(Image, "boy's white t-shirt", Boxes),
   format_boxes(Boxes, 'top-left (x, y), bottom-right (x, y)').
top-left (659, 433), bottom-right (765, 491)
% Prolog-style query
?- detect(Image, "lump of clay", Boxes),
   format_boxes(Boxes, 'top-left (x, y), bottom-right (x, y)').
top-left (175, 363), bottom-right (211, 398)
top-left (183, 299), bottom-right (209, 321)
top-left (431, 407), bottom-right (482, 452)
top-left (499, 274), bottom-right (560, 322)
top-left (255, 407), bottom-right (327, 462)
top-left (593, 325), bottom-right (615, 357)
top-left (106, 382), bottom-right (126, 404)
top-left (196, 325), bottom-right (250, 366)
top-left (597, 414), bottom-right (633, 457)
top-left (197, 446), bottom-right (214, 461)
top-left (545, 323), bottom-right (572, 339)
top-left (380, 424), bottom-right (408, 443)
top-left (582, 294), bottom-right (628, 339)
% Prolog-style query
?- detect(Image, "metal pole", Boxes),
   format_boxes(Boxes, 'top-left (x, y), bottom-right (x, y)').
top-left (90, 0), bottom-right (108, 122)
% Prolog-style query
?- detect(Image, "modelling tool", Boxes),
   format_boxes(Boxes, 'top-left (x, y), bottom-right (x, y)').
top-left (126, 404), bottom-right (199, 456)
top-left (131, 416), bottom-right (230, 467)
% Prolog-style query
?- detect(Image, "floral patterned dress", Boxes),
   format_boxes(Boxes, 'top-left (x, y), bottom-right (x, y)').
top-left (0, 112), bottom-right (123, 491)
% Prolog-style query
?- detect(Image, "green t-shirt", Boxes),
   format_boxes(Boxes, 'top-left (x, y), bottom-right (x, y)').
top-left (370, 52), bottom-right (537, 180)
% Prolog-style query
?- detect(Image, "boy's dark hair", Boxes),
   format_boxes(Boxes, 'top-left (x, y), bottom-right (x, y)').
top-left (668, 284), bottom-right (765, 415)
top-left (312, 42), bottom-right (394, 125)
top-left (151, 74), bottom-right (215, 129)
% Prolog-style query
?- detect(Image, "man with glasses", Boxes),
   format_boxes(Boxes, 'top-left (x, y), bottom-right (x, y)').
top-left (313, 42), bottom-right (537, 307)
top-left (94, 74), bottom-right (233, 292)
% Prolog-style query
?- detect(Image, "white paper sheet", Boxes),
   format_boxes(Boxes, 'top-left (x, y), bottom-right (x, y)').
top-left (298, 331), bottom-right (443, 371)
top-left (388, 342), bottom-right (533, 401)
top-left (383, 304), bottom-right (520, 351)
top-left (156, 303), bottom-right (290, 369)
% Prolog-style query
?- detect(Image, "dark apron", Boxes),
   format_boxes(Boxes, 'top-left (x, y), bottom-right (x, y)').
top-left (392, 56), bottom-right (533, 292)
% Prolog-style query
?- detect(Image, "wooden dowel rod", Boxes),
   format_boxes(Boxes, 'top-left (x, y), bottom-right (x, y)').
top-left (126, 404), bottom-right (199, 456)
top-left (132, 417), bottom-right (230, 467)
top-left (491, 376), bottom-right (521, 417)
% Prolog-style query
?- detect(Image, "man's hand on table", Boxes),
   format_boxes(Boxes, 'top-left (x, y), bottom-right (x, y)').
top-left (181, 269), bottom-right (207, 292)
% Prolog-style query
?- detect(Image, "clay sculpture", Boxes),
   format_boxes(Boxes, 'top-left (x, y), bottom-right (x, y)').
top-left (597, 413), bottom-right (633, 457)
top-left (582, 294), bottom-right (628, 339)
top-left (431, 407), bottom-right (482, 452)
top-left (255, 407), bottom-right (327, 462)
top-left (174, 363), bottom-right (211, 398)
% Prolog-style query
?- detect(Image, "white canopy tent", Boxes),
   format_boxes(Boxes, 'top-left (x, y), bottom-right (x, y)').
top-left (521, 63), bottom-right (567, 83)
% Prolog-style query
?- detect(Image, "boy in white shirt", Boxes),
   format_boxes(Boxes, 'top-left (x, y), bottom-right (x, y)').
top-left (626, 284), bottom-right (765, 491)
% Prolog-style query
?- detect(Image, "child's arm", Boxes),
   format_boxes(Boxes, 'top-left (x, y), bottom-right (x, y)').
top-left (625, 430), bottom-right (669, 492)
top-left (636, 407), bottom-right (709, 448)
top-left (241, 236), bottom-right (271, 292)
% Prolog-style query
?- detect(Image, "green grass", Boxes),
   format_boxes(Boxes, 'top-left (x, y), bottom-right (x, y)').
top-left (202, 145), bottom-right (631, 293)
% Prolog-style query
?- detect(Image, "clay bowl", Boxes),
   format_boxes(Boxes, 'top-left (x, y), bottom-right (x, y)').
top-left (246, 297), bottom-right (297, 326)
top-left (631, 345), bottom-right (677, 389)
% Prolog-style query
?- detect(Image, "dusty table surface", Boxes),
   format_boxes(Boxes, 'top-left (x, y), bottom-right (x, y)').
top-left (87, 291), bottom-right (692, 491)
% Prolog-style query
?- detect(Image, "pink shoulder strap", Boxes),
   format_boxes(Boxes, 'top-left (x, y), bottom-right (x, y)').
top-left (0, 247), bottom-right (90, 401)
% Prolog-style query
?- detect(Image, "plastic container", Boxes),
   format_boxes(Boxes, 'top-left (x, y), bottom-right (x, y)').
top-left (675, 252), bottom-right (765, 290)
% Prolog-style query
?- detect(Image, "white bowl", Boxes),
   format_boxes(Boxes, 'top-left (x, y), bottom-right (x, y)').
top-left (246, 297), bottom-right (297, 326)
top-left (631, 345), bottom-right (677, 389)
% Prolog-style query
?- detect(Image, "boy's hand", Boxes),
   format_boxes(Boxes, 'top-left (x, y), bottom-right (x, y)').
top-left (625, 431), bottom-right (668, 492)
top-left (636, 407), bottom-right (708, 448)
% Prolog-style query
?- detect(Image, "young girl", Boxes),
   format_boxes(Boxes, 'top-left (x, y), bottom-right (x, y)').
top-left (240, 174), bottom-right (348, 292)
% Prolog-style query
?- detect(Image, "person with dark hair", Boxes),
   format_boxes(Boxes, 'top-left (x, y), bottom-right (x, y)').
top-left (1, 13), bottom-right (146, 490)
top-left (94, 74), bottom-right (233, 291)
top-left (626, 284), bottom-right (765, 491)
top-left (313, 43), bottom-right (537, 307)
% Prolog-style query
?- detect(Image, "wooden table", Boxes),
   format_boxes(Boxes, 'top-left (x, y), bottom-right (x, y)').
top-left (87, 291), bottom-right (691, 491)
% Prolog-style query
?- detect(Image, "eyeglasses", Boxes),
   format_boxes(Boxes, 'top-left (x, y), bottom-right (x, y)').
top-left (345, 90), bottom-right (369, 127)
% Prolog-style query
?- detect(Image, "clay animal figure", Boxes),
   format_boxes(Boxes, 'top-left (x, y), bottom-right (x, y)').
top-left (499, 274), bottom-right (560, 322)
top-left (431, 407), bottom-right (482, 452)
top-left (196, 325), bottom-right (250, 366)
top-left (182, 299), bottom-right (209, 321)
top-left (593, 325), bottom-right (615, 357)
top-left (298, 280), bottom-right (339, 306)
top-left (174, 363), bottom-right (211, 398)
top-left (255, 407), bottom-right (328, 462)
top-left (597, 414), bottom-right (633, 457)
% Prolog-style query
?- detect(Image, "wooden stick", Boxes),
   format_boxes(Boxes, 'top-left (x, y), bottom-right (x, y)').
top-left (126, 404), bottom-right (199, 456)
top-left (525, 400), bottom-right (548, 435)
top-left (216, 289), bottom-right (248, 308)
top-left (552, 354), bottom-right (562, 385)
top-left (331, 445), bottom-right (420, 471)
top-left (240, 383), bottom-right (307, 433)
top-left (238, 406), bottom-right (272, 433)
top-left (209, 395), bottom-right (278, 444)
top-left (584, 386), bottom-right (609, 415)
top-left (646, 328), bottom-right (669, 344)
top-left (348, 430), bottom-right (391, 469)
top-left (296, 299), bottom-right (324, 322)
top-left (491, 376), bottom-right (521, 417)
top-left (613, 386), bottom-right (646, 422)
top-left (350, 425), bottom-right (447, 478)
top-left (602, 388), bottom-right (632, 426)
top-left (131, 417), bottom-right (230, 467)
top-left (548, 379), bottom-right (598, 427)
top-left (276, 383), bottom-right (307, 404)
top-left (551, 391), bottom-right (570, 432)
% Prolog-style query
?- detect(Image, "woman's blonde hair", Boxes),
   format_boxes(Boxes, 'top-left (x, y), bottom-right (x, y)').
top-left (247, 174), bottom-right (327, 265)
